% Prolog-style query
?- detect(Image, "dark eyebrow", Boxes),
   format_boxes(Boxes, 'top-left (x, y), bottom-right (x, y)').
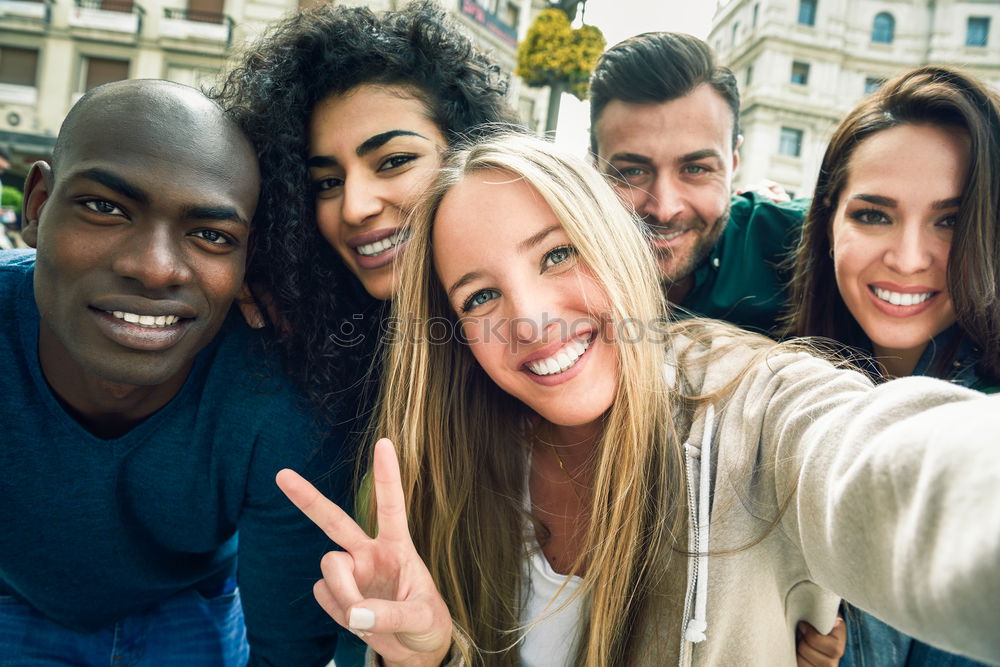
top-left (306, 130), bottom-right (430, 168)
top-left (608, 152), bottom-right (653, 166)
top-left (306, 155), bottom-right (337, 169)
top-left (76, 168), bottom-right (149, 205)
top-left (851, 194), bottom-right (961, 211)
top-left (933, 197), bottom-right (962, 210)
top-left (518, 224), bottom-right (561, 253)
top-left (852, 194), bottom-right (896, 207)
top-left (678, 149), bottom-right (723, 164)
top-left (182, 205), bottom-right (250, 228)
top-left (357, 130), bottom-right (429, 157)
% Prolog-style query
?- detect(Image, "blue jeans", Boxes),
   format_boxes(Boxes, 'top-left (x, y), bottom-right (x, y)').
top-left (0, 578), bottom-right (248, 666)
top-left (842, 605), bottom-right (989, 667)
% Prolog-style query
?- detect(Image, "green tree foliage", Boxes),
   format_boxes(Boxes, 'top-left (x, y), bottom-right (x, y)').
top-left (0, 186), bottom-right (21, 215)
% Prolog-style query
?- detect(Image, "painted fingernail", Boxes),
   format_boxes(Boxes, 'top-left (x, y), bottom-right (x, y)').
top-left (349, 607), bottom-right (375, 631)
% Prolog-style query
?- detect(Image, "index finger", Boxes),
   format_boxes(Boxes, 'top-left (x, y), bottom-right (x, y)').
top-left (371, 438), bottom-right (412, 543)
top-left (276, 468), bottom-right (370, 552)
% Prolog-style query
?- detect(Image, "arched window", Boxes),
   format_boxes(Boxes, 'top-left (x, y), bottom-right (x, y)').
top-left (872, 12), bottom-right (894, 43)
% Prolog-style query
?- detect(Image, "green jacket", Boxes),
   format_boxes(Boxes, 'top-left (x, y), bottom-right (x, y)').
top-left (679, 193), bottom-right (807, 335)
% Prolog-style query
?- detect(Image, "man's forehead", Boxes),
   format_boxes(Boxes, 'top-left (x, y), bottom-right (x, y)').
top-left (594, 85), bottom-right (736, 159)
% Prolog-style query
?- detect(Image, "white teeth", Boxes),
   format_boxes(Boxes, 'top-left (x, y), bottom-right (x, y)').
top-left (110, 311), bottom-right (181, 328)
top-left (872, 287), bottom-right (934, 307)
top-left (356, 230), bottom-right (409, 257)
top-left (526, 338), bottom-right (592, 376)
top-left (652, 229), bottom-right (685, 241)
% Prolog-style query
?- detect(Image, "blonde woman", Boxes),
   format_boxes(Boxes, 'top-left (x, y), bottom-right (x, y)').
top-left (278, 133), bottom-right (1000, 666)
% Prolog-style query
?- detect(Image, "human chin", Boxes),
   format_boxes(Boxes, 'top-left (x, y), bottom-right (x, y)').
top-left (857, 290), bottom-right (957, 353)
top-left (659, 213), bottom-right (727, 283)
top-left (514, 336), bottom-right (618, 428)
top-left (55, 317), bottom-right (211, 388)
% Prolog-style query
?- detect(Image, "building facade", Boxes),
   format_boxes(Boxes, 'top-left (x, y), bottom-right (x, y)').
top-left (709, 0), bottom-right (1000, 198)
top-left (0, 0), bottom-right (546, 187)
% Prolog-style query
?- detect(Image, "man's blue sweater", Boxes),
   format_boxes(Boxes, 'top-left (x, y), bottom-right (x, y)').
top-left (0, 250), bottom-right (361, 665)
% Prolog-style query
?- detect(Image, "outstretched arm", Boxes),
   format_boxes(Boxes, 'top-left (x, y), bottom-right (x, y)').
top-left (753, 356), bottom-right (1000, 662)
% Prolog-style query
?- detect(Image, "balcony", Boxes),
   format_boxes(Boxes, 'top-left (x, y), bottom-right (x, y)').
top-left (68, 0), bottom-right (144, 40)
top-left (160, 7), bottom-right (233, 48)
top-left (0, 0), bottom-right (51, 31)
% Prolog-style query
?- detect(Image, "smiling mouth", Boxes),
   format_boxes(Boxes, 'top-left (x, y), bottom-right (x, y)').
top-left (525, 337), bottom-right (592, 376)
top-left (356, 229), bottom-right (410, 257)
top-left (871, 287), bottom-right (936, 307)
top-left (108, 310), bottom-right (183, 328)
top-left (650, 228), bottom-right (688, 242)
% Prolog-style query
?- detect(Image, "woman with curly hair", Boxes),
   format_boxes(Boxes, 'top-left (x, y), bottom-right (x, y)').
top-left (213, 0), bottom-right (518, 413)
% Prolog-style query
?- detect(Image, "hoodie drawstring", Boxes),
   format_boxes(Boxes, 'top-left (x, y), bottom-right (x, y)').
top-left (685, 403), bottom-right (715, 643)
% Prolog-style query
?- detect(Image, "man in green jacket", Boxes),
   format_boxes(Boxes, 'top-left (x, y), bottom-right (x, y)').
top-left (589, 31), bottom-right (806, 335)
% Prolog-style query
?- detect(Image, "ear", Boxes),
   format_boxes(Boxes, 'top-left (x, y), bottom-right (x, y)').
top-left (20, 161), bottom-right (53, 249)
top-left (732, 134), bottom-right (743, 173)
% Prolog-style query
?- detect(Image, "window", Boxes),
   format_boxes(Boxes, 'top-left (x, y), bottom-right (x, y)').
top-left (779, 127), bottom-right (803, 157)
top-left (745, 64), bottom-right (754, 87)
top-left (798, 0), bottom-right (816, 26)
top-left (98, 0), bottom-right (135, 12)
top-left (187, 0), bottom-right (224, 23)
top-left (871, 12), bottom-right (894, 43)
top-left (790, 61), bottom-right (810, 85)
top-left (732, 22), bottom-right (740, 45)
top-left (967, 17), bottom-right (990, 47)
top-left (83, 56), bottom-right (129, 91)
top-left (0, 46), bottom-right (39, 87)
top-left (864, 76), bottom-right (884, 95)
top-left (501, 0), bottom-right (519, 29)
top-left (752, 3), bottom-right (759, 28)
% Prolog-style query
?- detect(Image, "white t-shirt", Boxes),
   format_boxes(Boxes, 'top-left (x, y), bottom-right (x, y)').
top-left (519, 542), bottom-right (587, 666)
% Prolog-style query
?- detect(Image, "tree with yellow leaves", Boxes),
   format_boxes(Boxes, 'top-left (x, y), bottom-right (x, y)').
top-left (516, 4), bottom-right (605, 134)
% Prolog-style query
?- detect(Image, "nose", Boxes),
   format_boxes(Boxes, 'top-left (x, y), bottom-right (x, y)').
top-left (884, 223), bottom-right (934, 275)
top-left (509, 288), bottom-right (560, 348)
top-left (341, 174), bottom-right (384, 226)
top-left (112, 225), bottom-right (192, 290)
top-left (638, 174), bottom-right (686, 225)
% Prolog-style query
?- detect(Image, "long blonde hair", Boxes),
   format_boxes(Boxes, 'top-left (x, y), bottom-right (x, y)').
top-left (369, 133), bottom-right (692, 664)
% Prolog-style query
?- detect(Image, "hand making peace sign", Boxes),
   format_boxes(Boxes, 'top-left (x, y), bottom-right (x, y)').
top-left (276, 438), bottom-right (454, 666)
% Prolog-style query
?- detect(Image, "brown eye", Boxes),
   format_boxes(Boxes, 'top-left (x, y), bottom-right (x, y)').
top-left (84, 200), bottom-right (124, 216)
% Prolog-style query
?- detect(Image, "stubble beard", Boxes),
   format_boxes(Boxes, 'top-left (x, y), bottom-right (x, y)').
top-left (655, 202), bottom-right (731, 294)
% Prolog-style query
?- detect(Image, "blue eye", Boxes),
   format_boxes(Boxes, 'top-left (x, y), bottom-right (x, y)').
top-left (462, 288), bottom-right (499, 313)
top-left (543, 245), bottom-right (577, 270)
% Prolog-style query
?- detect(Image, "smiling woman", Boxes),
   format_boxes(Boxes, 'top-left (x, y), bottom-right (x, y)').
top-left (784, 65), bottom-right (1000, 387)
top-left (277, 132), bottom-right (1000, 667)
top-left (783, 65), bottom-right (1000, 667)
top-left (212, 0), bottom-right (518, 414)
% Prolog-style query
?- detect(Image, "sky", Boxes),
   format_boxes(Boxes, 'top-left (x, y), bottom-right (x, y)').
top-left (552, 1), bottom-right (717, 154)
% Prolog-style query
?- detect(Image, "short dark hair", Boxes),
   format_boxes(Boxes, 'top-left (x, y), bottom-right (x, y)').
top-left (212, 0), bottom-right (518, 412)
top-left (589, 32), bottom-right (740, 153)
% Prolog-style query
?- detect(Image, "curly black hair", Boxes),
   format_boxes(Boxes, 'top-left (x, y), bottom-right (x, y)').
top-left (212, 1), bottom-right (519, 416)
